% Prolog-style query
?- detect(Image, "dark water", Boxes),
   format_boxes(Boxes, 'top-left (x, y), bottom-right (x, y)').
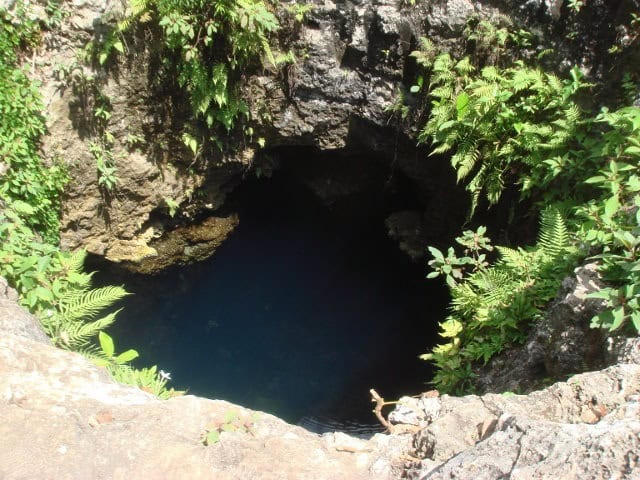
top-left (97, 171), bottom-right (446, 430)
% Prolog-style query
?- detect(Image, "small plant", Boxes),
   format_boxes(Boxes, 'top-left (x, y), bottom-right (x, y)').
top-left (202, 410), bottom-right (260, 445)
top-left (164, 197), bottom-right (179, 218)
top-left (95, 331), bottom-right (139, 365)
top-left (110, 365), bottom-right (182, 399)
top-left (41, 250), bottom-right (129, 352)
top-left (94, 331), bottom-right (183, 399)
top-left (89, 141), bottom-right (118, 191)
top-left (568, 0), bottom-right (585, 13)
top-left (125, 131), bottom-right (145, 150)
top-left (428, 226), bottom-right (493, 287)
top-left (285, 2), bottom-right (313, 23)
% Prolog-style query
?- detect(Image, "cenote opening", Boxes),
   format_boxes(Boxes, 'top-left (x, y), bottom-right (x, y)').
top-left (92, 151), bottom-right (449, 433)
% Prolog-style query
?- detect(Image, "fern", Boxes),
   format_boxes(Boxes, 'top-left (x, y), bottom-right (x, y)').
top-left (424, 209), bottom-right (579, 393)
top-left (41, 250), bottom-right (129, 351)
top-left (538, 207), bottom-right (571, 260)
top-left (411, 32), bottom-right (588, 216)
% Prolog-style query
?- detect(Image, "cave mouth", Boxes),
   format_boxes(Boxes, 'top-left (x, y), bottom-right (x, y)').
top-left (93, 149), bottom-right (448, 433)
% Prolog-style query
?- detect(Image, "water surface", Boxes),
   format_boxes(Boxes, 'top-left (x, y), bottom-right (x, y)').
top-left (99, 171), bottom-right (446, 429)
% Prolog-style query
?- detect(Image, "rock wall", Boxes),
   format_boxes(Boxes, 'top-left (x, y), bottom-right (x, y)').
top-left (33, 0), bottom-right (632, 271)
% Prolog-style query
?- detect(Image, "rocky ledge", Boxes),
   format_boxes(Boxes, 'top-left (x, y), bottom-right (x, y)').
top-left (2, 276), bottom-right (640, 479)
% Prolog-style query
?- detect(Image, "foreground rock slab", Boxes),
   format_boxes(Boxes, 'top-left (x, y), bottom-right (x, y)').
top-left (393, 365), bottom-right (640, 479)
top-left (0, 335), bottom-right (405, 479)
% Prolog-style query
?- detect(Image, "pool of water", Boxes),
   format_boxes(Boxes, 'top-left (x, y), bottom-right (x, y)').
top-left (96, 170), bottom-right (447, 430)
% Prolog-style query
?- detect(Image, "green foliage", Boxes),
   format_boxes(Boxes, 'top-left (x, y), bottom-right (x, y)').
top-left (40, 250), bottom-right (129, 351)
top-left (110, 364), bottom-right (183, 399)
top-left (427, 226), bottom-right (492, 287)
top-left (423, 210), bottom-right (577, 393)
top-left (94, 332), bottom-right (182, 399)
top-left (285, 2), bottom-right (313, 23)
top-left (0, 201), bottom-right (66, 311)
top-left (575, 107), bottom-right (640, 333)
top-left (114, 0), bottom-right (278, 139)
top-left (412, 44), bottom-right (587, 214)
top-left (0, 4), bottom-right (68, 243)
top-left (202, 410), bottom-right (260, 445)
top-left (89, 140), bottom-right (118, 191)
top-left (164, 196), bottom-right (180, 217)
top-left (96, 331), bottom-right (140, 364)
top-left (567, 0), bottom-right (585, 13)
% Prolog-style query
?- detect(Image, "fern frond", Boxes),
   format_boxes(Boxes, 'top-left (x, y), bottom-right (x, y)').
top-left (496, 246), bottom-right (530, 272)
top-left (470, 269), bottom-right (515, 307)
top-left (538, 207), bottom-right (571, 260)
top-left (565, 103), bottom-right (581, 123)
top-left (60, 310), bottom-right (121, 349)
top-left (58, 285), bottom-right (129, 323)
top-left (481, 66), bottom-right (500, 81)
top-left (430, 85), bottom-right (454, 100)
top-left (451, 281), bottom-right (480, 317)
top-left (455, 57), bottom-right (475, 76)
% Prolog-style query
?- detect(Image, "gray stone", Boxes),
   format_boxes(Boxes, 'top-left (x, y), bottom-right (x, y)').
top-left (0, 277), bottom-right (50, 344)
top-left (404, 365), bottom-right (640, 479)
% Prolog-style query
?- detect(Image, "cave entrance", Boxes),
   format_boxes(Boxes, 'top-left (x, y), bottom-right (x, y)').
top-left (96, 147), bottom-right (448, 433)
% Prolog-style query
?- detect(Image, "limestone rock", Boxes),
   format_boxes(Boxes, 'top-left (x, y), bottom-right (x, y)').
top-left (0, 277), bottom-right (50, 344)
top-left (403, 365), bottom-right (640, 479)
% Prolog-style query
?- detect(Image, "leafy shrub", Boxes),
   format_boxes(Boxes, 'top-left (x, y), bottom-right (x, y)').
top-left (411, 42), bottom-right (586, 214)
top-left (0, 6), bottom-right (68, 242)
top-left (576, 107), bottom-right (640, 332)
top-left (424, 210), bottom-right (577, 393)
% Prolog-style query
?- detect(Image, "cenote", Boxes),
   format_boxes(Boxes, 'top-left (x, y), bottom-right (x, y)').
top-left (93, 154), bottom-right (448, 433)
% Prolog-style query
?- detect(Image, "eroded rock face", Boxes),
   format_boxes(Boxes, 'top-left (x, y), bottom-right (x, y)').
top-left (26, 0), bottom-right (636, 271)
top-left (22, 0), bottom-right (492, 269)
top-left (388, 365), bottom-right (640, 479)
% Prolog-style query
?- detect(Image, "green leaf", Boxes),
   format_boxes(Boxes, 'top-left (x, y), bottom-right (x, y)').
top-left (205, 430), bottom-right (220, 445)
top-left (604, 196), bottom-right (620, 218)
top-left (610, 307), bottom-right (626, 330)
top-left (631, 311), bottom-right (640, 332)
top-left (428, 246), bottom-right (444, 262)
top-left (99, 331), bottom-right (115, 358)
top-left (115, 349), bottom-right (139, 363)
top-left (456, 92), bottom-right (470, 118)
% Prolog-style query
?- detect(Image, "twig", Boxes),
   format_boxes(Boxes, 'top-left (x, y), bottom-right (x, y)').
top-left (370, 388), bottom-right (397, 431)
